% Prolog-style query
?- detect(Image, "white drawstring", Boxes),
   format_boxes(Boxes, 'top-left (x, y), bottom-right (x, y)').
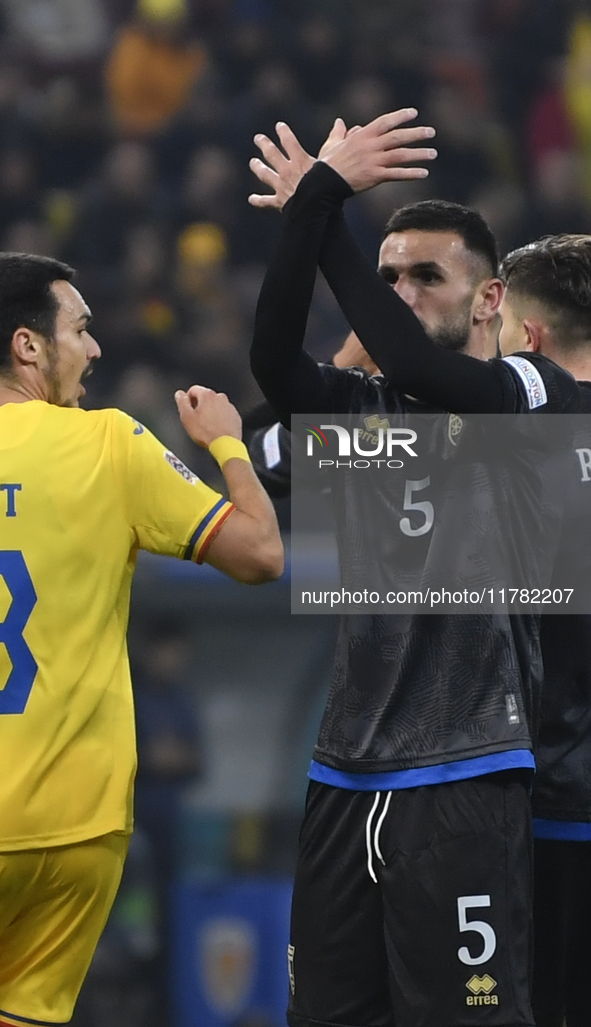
top-left (374, 790), bottom-right (392, 866)
top-left (365, 792), bottom-right (381, 884)
top-left (365, 791), bottom-right (392, 883)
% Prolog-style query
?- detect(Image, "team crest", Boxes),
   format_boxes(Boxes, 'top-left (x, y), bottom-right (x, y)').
top-left (200, 917), bottom-right (256, 1016)
top-left (164, 450), bottom-right (199, 484)
top-left (448, 414), bottom-right (463, 445)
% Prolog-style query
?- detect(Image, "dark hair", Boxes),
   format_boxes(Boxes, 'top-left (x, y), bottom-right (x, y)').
top-left (501, 235), bottom-right (591, 349)
top-left (383, 199), bottom-right (499, 277)
top-left (0, 252), bottom-right (76, 371)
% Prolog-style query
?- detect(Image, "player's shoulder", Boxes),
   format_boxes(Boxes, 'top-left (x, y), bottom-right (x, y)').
top-left (491, 352), bottom-right (582, 412)
top-left (576, 380), bottom-right (591, 411)
top-left (42, 405), bottom-right (143, 431)
top-left (72, 406), bottom-right (148, 440)
top-left (105, 407), bottom-right (147, 436)
top-left (54, 407), bottom-right (152, 460)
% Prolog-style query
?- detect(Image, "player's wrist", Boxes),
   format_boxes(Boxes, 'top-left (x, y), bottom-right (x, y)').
top-left (208, 435), bottom-right (251, 468)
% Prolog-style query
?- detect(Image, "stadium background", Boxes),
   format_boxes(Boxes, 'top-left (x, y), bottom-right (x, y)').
top-left (0, 0), bottom-right (589, 1023)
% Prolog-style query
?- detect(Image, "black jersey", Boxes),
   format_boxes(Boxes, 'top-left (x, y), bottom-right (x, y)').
top-left (302, 361), bottom-right (578, 780)
top-left (250, 161), bottom-right (587, 788)
top-left (533, 383), bottom-right (591, 827)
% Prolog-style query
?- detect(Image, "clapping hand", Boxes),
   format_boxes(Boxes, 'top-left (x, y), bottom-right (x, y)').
top-left (248, 108), bottom-right (437, 210)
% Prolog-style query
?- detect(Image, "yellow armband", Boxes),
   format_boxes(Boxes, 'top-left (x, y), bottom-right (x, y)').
top-left (208, 436), bottom-right (251, 468)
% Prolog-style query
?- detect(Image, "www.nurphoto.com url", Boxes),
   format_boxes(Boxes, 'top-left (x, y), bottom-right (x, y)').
top-left (300, 587), bottom-right (575, 608)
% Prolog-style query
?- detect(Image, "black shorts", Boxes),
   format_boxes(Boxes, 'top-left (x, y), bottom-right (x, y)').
top-left (288, 772), bottom-right (533, 1027)
top-left (532, 837), bottom-right (591, 1027)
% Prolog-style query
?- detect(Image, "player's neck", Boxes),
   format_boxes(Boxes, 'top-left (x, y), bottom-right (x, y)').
top-left (549, 348), bottom-right (591, 384)
top-left (0, 378), bottom-right (40, 406)
top-left (465, 323), bottom-right (498, 361)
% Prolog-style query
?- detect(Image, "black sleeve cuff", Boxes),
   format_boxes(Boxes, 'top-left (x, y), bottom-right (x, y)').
top-left (284, 161), bottom-right (354, 218)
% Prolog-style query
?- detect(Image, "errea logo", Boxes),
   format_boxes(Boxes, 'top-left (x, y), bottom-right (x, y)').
top-left (364, 414), bottom-right (390, 433)
top-left (466, 974), bottom-right (498, 1006)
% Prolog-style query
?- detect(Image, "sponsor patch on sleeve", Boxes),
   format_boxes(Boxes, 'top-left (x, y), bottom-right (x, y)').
top-left (164, 450), bottom-right (200, 484)
top-left (502, 355), bottom-right (548, 409)
top-left (262, 422), bottom-right (282, 469)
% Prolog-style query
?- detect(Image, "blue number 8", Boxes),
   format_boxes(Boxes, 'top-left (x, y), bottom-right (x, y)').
top-left (0, 551), bottom-right (38, 714)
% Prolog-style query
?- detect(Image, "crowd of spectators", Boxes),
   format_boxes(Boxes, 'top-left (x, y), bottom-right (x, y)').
top-left (1, 0), bottom-right (591, 443)
top-left (4, 6), bottom-right (591, 1022)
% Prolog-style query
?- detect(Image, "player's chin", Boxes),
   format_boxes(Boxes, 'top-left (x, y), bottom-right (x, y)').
top-left (69, 382), bottom-right (87, 407)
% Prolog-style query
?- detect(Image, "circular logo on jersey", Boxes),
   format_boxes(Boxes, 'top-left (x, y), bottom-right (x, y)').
top-left (448, 414), bottom-right (463, 445)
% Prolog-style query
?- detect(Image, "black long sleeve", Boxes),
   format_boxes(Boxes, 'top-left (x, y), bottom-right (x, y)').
top-left (315, 184), bottom-right (516, 413)
top-left (251, 161), bottom-right (509, 416)
top-left (250, 162), bottom-right (353, 424)
top-left (251, 161), bottom-right (580, 419)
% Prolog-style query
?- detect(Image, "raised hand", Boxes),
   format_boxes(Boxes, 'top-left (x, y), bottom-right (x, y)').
top-left (320, 108), bottom-right (437, 192)
top-left (248, 109), bottom-right (436, 209)
top-left (248, 118), bottom-right (347, 210)
top-left (175, 385), bottom-right (242, 447)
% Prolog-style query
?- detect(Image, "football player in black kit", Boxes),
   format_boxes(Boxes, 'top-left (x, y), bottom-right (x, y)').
top-left (248, 111), bottom-right (591, 1027)
top-left (498, 238), bottom-right (591, 1027)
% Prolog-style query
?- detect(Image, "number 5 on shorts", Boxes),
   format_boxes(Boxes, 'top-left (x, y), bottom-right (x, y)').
top-left (457, 895), bottom-right (497, 965)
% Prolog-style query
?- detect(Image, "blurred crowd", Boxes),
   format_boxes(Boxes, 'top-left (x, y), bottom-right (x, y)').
top-left (2, 0), bottom-right (591, 441)
top-left (6, 5), bottom-right (591, 1022)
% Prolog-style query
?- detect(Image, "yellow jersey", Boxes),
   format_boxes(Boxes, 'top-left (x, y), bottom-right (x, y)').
top-left (0, 401), bottom-right (233, 849)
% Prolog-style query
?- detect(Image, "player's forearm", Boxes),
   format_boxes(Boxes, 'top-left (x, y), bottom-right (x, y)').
top-left (315, 169), bottom-right (508, 413)
top-left (250, 163), bottom-right (350, 422)
top-left (207, 457), bottom-right (284, 583)
top-left (318, 206), bottom-right (430, 376)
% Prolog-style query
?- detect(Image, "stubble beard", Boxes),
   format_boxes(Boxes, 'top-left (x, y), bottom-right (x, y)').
top-left (425, 299), bottom-right (473, 354)
top-left (44, 343), bottom-right (74, 407)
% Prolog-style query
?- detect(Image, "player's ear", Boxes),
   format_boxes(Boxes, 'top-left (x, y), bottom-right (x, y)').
top-left (473, 278), bottom-right (504, 323)
top-left (11, 327), bottom-right (45, 366)
top-left (522, 318), bottom-right (543, 352)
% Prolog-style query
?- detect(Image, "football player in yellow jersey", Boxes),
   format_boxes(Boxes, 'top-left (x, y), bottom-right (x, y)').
top-left (0, 252), bottom-right (283, 1027)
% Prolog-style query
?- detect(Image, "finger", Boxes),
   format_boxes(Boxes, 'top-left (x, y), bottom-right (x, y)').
top-left (248, 193), bottom-right (283, 209)
top-left (371, 107), bottom-right (421, 136)
top-left (318, 118), bottom-right (347, 159)
top-left (174, 390), bottom-right (191, 417)
top-left (249, 157), bottom-right (280, 188)
top-left (383, 167), bottom-right (431, 180)
top-left (382, 146), bottom-right (438, 165)
top-left (325, 117), bottom-right (347, 146)
top-left (254, 132), bottom-right (289, 171)
top-left (275, 121), bottom-right (311, 162)
top-left (186, 384), bottom-right (211, 406)
top-left (381, 125), bottom-right (436, 150)
top-left (347, 124), bottom-right (362, 135)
